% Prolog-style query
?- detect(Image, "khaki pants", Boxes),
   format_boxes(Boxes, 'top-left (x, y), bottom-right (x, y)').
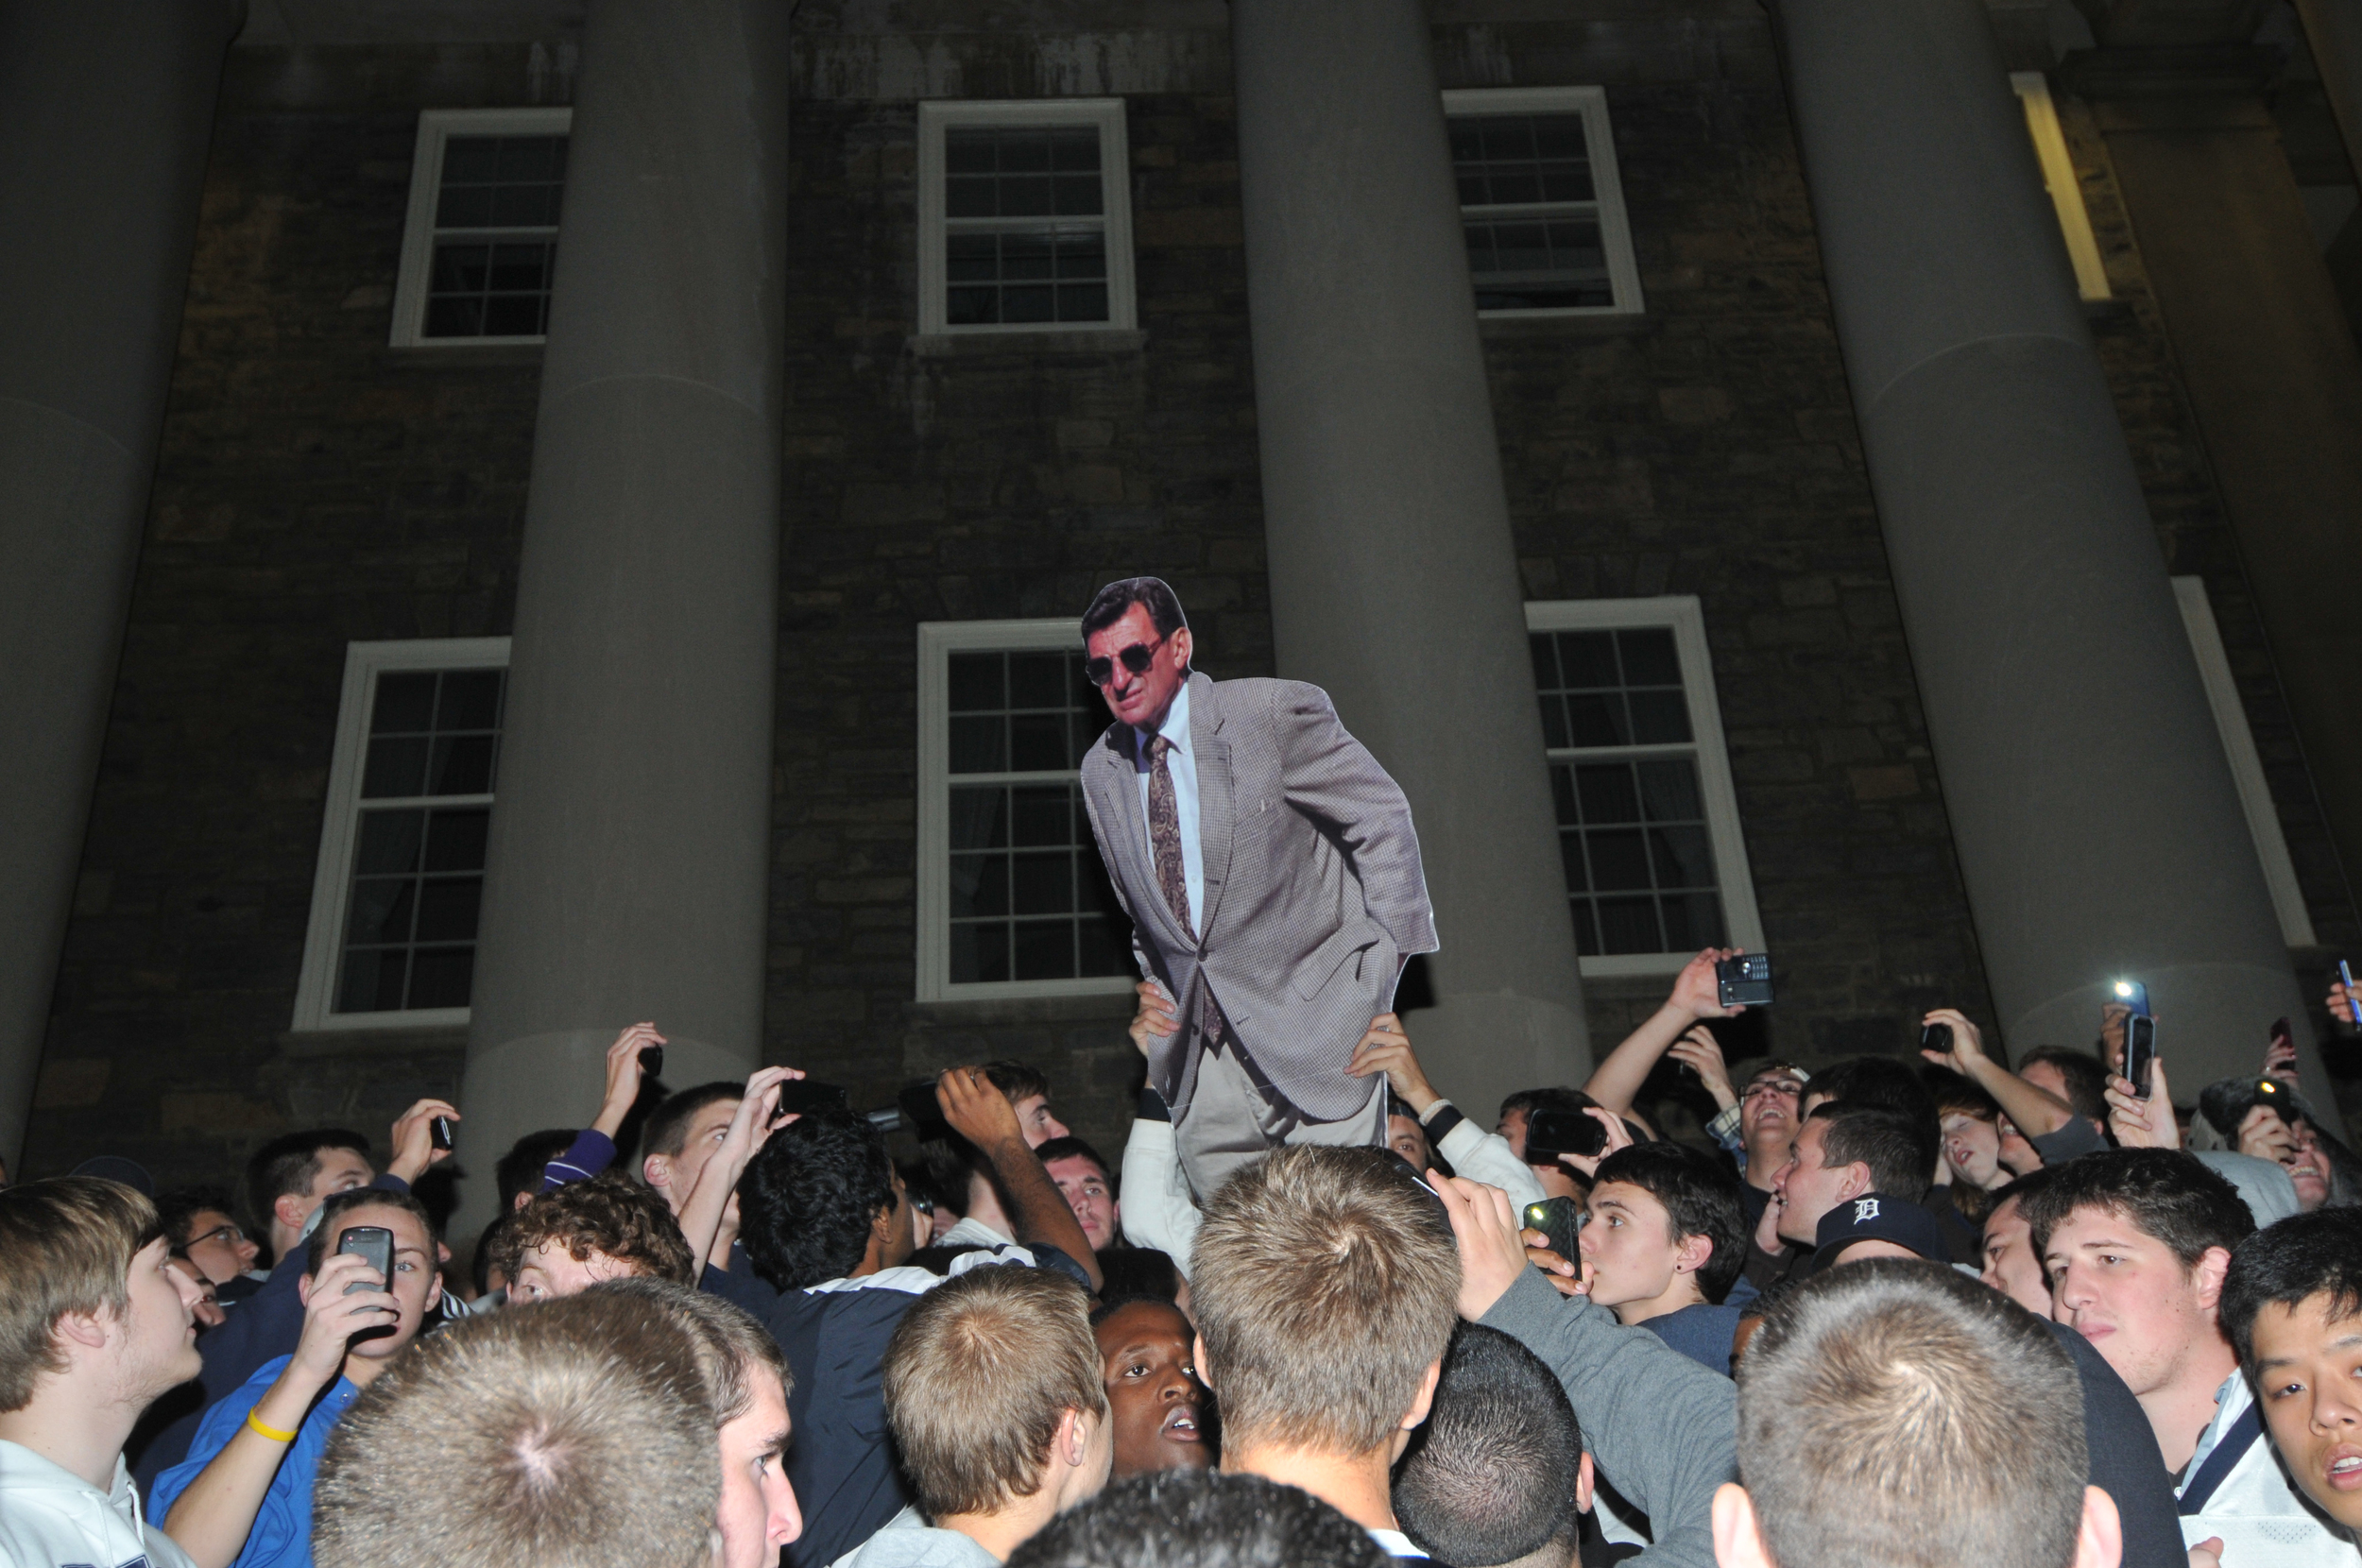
top-left (1173, 1035), bottom-right (1387, 1205)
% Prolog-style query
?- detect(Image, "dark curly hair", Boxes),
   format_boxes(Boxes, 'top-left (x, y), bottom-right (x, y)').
top-left (739, 1106), bottom-right (898, 1291)
top-left (491, 1173), bottom-right (696, 1287)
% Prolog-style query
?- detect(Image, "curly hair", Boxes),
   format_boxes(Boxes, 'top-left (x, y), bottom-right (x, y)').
top-left (739, 1106), bottom-right (898, 1291)
top-left (491, 1173), bottom-right (696, 1287)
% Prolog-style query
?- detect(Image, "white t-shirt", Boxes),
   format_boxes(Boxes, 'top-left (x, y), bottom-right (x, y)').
top-left (0, 1440), bottom-right (197, 1568)
top-left (2177, 1372), bottom-right (2362, 1568)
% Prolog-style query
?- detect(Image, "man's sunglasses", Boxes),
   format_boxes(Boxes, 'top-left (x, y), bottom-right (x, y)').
top-left (1084, 635), bottom-right (1168, 689)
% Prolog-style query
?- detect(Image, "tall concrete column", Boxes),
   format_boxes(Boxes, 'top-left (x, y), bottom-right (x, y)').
top-left (0, 0), bottom-right (242, 1174)
top-left (455, 0), bottom-right (789, 1238)
top-left (1229, 0), bottom-right (1591, 1124)
top-left (2295, 0), bottom-right (2362, 184)
top-left (1772, 0), bottom-right (2322, 1089)
top-left (2059, 46), bottom-right (2362, 934)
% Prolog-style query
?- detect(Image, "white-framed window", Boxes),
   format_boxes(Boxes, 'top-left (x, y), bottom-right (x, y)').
top-left (2010, 74), bottom-right (2111, 302)
top-left (1527, 598), bottom-right (1763, 977)
top-left (1444, 86), bottom-right (1644, 318)
top-left (916, 99), bottom-right (1138, 336)
top-left (2171, 578), bottom-right (2317, 946)
top-left (388, 108), bottom-right (572, 348)
top-left (292, 639), bottom-right (511, 1031)
top-left (915, 621), bottom-right (1137, 1002)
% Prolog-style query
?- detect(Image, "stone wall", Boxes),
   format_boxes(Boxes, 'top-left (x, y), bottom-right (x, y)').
top-left (26, 9), bottom-right (2359, 1192)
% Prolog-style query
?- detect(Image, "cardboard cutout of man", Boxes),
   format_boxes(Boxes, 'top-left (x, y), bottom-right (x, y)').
top-left (1077, 577), bottom-right (1437, 1201)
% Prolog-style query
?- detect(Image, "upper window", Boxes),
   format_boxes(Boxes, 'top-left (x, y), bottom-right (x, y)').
top-left (2171, 578), bottom-right (2315, 946)
top-left (2010, 74), bottom-right (2110, 302)
top-left (389, 108), bottom-right (573, 348)
top-left (916, 100), bottom-right (1138, 336)
top-left (916, 621), bottom-right (1136, 1002)
top-left (293, 639), bottom-right (510, 1031)
top-left (1527, 599), bottom-right (1761, 977)
top-left (1444, 87), bottom-right (1643, 317)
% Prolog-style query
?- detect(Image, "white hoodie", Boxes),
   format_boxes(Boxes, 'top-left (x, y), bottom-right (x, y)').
top-left (0, 1439), bottom-right (196, 1568)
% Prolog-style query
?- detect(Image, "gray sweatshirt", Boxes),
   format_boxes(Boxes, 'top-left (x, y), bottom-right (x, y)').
top-left (1477, 1269), bottom-right (1737, 1568)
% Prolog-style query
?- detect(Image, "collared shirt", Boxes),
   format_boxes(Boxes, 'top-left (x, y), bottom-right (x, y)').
top-left (2177, 1370), bottom-right (2361, 1566)
top-left (0, 1440), bottom-right (197, 1568)
top-left (150, 1355), bottom-right (362, 1568)
top-left (1131, 680), bottom-right (1204, 939)
top-left (1367, 1526), bottom-right (1429, 1559)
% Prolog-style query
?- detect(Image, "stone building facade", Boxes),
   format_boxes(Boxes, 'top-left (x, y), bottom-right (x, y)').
top-left (9, 0), bottom-right (2361, 1218)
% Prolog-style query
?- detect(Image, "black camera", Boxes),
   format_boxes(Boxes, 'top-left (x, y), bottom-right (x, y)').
top-left (1525, 1106), bottom-right (1609, 1165)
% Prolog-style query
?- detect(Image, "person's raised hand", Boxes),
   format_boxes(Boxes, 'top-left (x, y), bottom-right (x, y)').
top-left (1434, 1173), bottom-right (1529, 1321)
top-left (938, 1065), bottom-right (1024, 1151)
top-left (1557, 1108), bottom-right (1633, 1181)
top-left (1128, 980), bottom-right (1178, 1059)
top-left (386, 1098), bottom-right (460, 1184)
top-left (2234, 1102), bottom-right (2295, 1165)
top-left (2188, 1538), bottom-right (2223, 1568)
top-left (291, 1251), bottom-right (397, 1389)
top-left (2263, 1031), bottom-right (2302, 1087)
top-left (717, 1065), bottom-right (803, 1167)
top-left (594, 1022), bottom-right (665, 1130)
top-left (1345, 1014), bottom-right (1439, 1115)
top-left (2105, 1058), bottom-right (2178, 1150)
top-left (1667, 1026), bottom-right (1737, 1110)
top-left (1519, 1228), bottom-right (1585, 1299)
top-left (1669, 947), bottom-right (1744, 1020)
top-left (1917, 1007), bottom-right (1988, 1074)
top-left (1754, 1187), bottom-right (1787, 1255)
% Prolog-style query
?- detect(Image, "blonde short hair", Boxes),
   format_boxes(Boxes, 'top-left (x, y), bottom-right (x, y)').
top-left (0, 1178), bottom-right (163, 1411)
top-left (1190, 1147), bottom-right (1460, 1455)
top-left (882, 1266), bottom-right (1104, 1518)
top-left (315, 1289), bottom-right (721, 1568)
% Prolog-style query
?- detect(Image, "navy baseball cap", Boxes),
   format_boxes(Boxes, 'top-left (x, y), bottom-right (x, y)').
top-left (1812, 1192), bottom-right (1946, 1270)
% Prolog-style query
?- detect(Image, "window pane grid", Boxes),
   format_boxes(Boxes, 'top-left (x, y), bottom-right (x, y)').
top-left (1449, 111), bottom-right (1615, 312)
top-left (1532, 627), bottom-right (1724, 958)
top-left (336, 668), bottom-right (505, 1013)
top-left (939, 124), bottom-right (1112, 329)
top-left (942, 648), bottom-right (1129, 984)
top-left (424, 132), bottom-right (566, 340)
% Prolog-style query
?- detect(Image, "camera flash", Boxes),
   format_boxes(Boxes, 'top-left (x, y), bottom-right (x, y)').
top-left (2113, 980), bottom-right (2133, 997)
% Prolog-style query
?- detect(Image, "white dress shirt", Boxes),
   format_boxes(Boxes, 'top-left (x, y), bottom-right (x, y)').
top-left (1132, 681), bottom-right (1205, 939)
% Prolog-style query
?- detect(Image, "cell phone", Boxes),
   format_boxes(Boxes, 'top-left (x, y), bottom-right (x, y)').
top-left (1717, 953), bottom-right (1774, 1009)
top-left (1526, 1107), bottom-right (1609, 1166)
top-left (1920, 1022), bottom-right (1953, 1056)
top-left (1523, 1196), bottom-right (1582, 1260)
top-left (2269, 1017), bottom-right (2293, 1057)
top-left (336, 1225), bottom-right (394, 1296)
top-left (773, 1080), bottom-right (849, 1121)
top-left (2112, 979), bottom-right (2150, 1016)
top-left (2341, 960), bottom-right (2361, 1025)
top-left (898, 1079), bottom-right (953, 1142)
top-left (429, 1115), bottom-right (454, 1152)
top-left (2124, 1014), bottom-right (2157, 1099)
top-left (639, 1044), bottom-right (664, 1080)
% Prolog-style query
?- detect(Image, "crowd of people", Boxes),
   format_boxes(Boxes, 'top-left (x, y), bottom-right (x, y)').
top-left (3, 954), bottom-right (2361, 1568)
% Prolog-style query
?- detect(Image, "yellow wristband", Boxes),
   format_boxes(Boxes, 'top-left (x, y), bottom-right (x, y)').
top-left (245, 1408), bottom-right (298, 1443)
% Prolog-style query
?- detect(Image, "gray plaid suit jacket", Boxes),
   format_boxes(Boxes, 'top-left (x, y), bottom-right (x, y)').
top-left (1078, 672), bottom-right (1437, 1122)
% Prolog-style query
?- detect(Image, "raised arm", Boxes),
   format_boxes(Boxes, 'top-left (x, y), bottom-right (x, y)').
top-left (1348, 1013), bottom-right (1545, 1209)
top-left (1918, 1008), bottom-right (2072, 1137)
top-left (676, 1065), bottom-right (800, 1267)
top-left (160, 1253), bottom-right (393, 1567)
top-left (1583, 949), bottom-right (1744, 1116)
top-left (1273, 683), bottom-right (1436, 957)
top-left (939, 1066), bottom-right (1104, 1292)
top-left (1438, 1175), bottom-right (1734, 1568)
